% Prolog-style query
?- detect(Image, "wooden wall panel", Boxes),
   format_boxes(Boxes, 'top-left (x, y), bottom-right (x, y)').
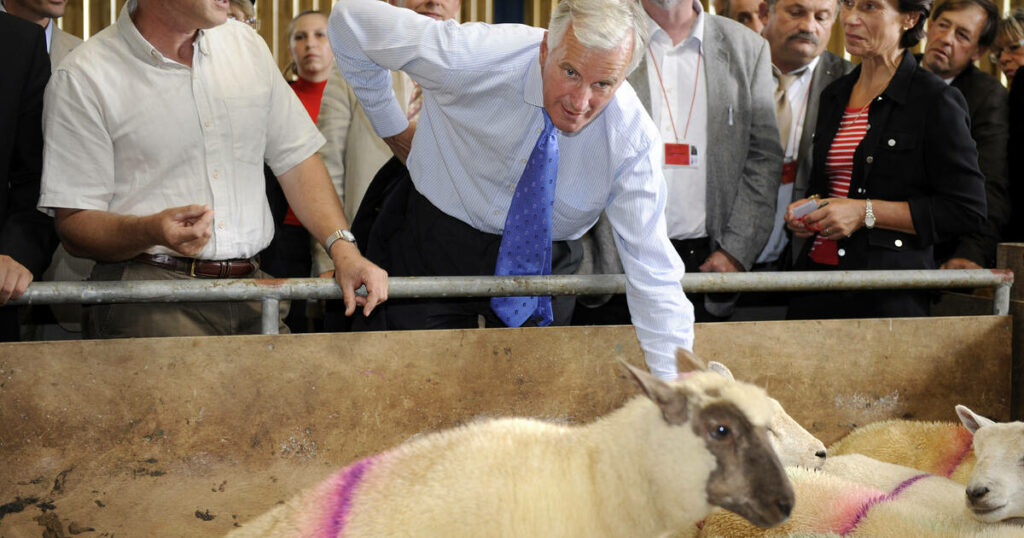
top-left (0, 316), bottom-right (1012, 535)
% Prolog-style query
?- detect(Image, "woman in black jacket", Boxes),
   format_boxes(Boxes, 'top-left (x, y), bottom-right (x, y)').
top-left (784, 0), bottom-right (987, 319)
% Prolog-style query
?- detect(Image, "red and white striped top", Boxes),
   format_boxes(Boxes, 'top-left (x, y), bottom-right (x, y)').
top-left (809, 104), bottom-right (870, 266)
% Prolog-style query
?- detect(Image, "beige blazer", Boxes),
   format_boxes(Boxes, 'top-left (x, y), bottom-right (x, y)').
top-left (312, 67), bottom-right (413, 274)
top-left (49, 26), bottom-right (82, 68)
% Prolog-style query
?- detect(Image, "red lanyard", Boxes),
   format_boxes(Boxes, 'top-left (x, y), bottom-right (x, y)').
top-left (648, 43), bottom-right (701, 143)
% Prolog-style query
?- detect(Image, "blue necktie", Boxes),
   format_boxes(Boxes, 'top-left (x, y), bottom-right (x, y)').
top-left (491, 111), bottom-right (559, 327)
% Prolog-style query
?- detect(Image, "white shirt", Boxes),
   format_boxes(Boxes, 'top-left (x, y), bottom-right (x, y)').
top-left (39, 3), bottom-right (324, 260)
top-left (330, 0), bottom-right (694, 379)
top-left (756, 56), bottom-right (818, 265)
top-left (646, 2), bottom-right (708, 240)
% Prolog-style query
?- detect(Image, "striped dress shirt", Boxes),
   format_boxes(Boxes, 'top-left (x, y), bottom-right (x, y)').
top-left (329, 0), bottom-right (694, 379)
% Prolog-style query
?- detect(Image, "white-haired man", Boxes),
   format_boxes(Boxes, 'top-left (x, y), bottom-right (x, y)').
top-left (329, 0), bottom-right (694, 379)
top-left (38, 0), bottom-right (388, 338)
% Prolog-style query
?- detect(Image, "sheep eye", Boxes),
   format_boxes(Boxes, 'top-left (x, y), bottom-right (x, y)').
top-left (711, 424), bottom-right (731, 440)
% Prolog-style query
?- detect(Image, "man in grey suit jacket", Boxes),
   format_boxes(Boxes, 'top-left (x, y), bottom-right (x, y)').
top-left (629, 0), bottom-right (783, 320)
top-left (1, 0), bottom-right (82, 68)
top-left (756, 0), bottom-right (853, 269)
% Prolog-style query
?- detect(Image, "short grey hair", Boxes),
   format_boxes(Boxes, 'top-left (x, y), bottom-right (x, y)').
top-left (547, 0), bottom-right (650, 75)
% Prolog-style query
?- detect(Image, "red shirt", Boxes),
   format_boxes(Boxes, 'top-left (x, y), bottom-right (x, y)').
top-left (809, 104), bottom-right (870, 266)
top-left (283, 77), bottom-right (328, 226)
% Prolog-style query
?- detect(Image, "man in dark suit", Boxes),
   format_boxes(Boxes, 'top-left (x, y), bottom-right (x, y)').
top-left (758, 0), bottom-right (854, 271)
top-left (920, 0), bottom-right (1008, 269)
top-left (0, 12), bottom-right (57, 340)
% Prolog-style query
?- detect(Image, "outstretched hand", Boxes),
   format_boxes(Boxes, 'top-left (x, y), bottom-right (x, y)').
top-left (157, 204), bottom-right (214, 257)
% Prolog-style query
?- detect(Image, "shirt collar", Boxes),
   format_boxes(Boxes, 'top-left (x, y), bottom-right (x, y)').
top-left (118, 0), bottom-right (210, 67)
top-left (525, 53), bottom-right (544, 108)
top-left (646, 0), bottom-right (705, 52)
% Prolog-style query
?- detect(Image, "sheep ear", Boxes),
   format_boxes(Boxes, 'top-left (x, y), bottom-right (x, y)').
top-left (707, 361), bottom-right (735, 381)
top-left (676, 348), bottom-right (707, 374)
top-left (619, 359), bottom-right (689, 425)
top-left (956, 405), bottom-right (996, 434)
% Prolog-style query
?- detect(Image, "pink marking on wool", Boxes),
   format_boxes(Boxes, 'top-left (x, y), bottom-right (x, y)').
top-left (322, 455), bottom-right (379, 537)
top-left (941, 426), bottom-right (974, 478)
top-left (837, 473), bottom-right (930, 536)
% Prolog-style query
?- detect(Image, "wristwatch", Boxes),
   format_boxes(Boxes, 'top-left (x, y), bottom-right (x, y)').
top-left (324, 229), bottom-right (357, 253)
top-left (864, 199), bottom-right (876, 229)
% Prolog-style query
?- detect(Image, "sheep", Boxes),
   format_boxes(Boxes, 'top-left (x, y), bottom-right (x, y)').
top-left (827, 416), bottom-right (976, 483)
top-left (705, 361), bottom-right (826, 470)
top-left (698, 454), bottom-right (1024, 537)
top-left (956, 405), bottom-right (1024, 524)
top-left (229, 350), bottom-right (795, 537)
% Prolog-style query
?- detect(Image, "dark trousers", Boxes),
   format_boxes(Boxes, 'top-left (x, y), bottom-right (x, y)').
top-left (259, 223), bottom-right (312, 333)
top-left (351, 179), bottom-right (582, 331)
top-left (787, 260), bottom-right (929, 319)
top-left (0, 305), bottom-right (19, 342)
top-left (671, 237), bottom-right (733, 323)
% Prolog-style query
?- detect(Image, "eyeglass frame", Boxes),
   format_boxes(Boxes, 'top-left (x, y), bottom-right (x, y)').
top-left (989, 38), bottom-right (1024, 64)
top-left (228, 14), bottom-right (261, 31)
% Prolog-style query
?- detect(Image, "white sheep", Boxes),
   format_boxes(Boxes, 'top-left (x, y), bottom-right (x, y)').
top-left (956, 405), bottom-right (1024, 524)
top-left (706, 361), bottom-right (826, 470)
top-left (229, 350), bottom-right (795, 537)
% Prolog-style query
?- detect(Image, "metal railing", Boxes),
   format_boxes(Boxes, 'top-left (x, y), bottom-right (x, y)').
top-left (9, 269), bottom-right (1014, 334)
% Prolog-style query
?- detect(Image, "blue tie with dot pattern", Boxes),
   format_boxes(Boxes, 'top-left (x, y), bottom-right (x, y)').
top-left (491, 111), bottom-right (559, 327)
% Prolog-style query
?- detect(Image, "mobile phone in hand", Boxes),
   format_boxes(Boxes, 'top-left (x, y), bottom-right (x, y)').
top-left (791, 199), bottom-right (820, 219)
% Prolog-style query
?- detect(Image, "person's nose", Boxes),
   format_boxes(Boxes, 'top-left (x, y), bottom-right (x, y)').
top-left (568, 85), bottom-right (590, 112)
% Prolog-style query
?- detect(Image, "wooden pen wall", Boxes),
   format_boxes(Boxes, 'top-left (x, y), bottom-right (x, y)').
top-left (53, 0), bottom-right (1022, 81)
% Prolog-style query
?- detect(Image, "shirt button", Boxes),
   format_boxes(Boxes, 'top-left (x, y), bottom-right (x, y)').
top-left (204, 120), bottom-right (212, 129)
top-left (837, 248), bottom-right (846, 257)
top-left (866, 156), bottom-right (874, 164)
top-left (857, 187), bottom-right (866, 194)
top-left (894, 239), bottom-right (903, 247)
top-left (217, 222), bottom-right (225, 230)
top-left (888, 139), bottom-right (896, 147)
top-left (866, 124), bottom-right (871, 130)
top-left (212, 170), bottom-right (221, 179)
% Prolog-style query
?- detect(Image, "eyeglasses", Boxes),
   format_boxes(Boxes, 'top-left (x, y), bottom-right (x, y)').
top-left (988, 39), bottom-right (1024, 64)
top-left (228, 14), bottom-right (261, 30)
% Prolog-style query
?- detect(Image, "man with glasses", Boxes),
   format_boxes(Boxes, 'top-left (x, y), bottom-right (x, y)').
top-left (920, 0), bottom-right (1008, 269)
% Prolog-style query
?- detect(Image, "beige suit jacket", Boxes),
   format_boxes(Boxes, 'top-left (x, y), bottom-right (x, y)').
top-left (312, 67), bottom-right (413, 274)
top-left (49, 26), bottom-right (82, 68)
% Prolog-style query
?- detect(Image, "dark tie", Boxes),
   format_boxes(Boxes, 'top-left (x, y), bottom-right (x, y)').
top-left (491, 111), bottom-right (559, 327)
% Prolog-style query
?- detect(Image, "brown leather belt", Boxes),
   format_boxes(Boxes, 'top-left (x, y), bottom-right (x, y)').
top-left (134, 253), bottom-right (258, 278)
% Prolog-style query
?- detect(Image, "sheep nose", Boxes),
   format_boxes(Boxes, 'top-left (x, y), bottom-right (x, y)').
top-left (776, 498), bottom-right (793, 517)
top-left (815, 450), bottom-right (827, 460)
top-left (967, 486), bottom-right (989, 503)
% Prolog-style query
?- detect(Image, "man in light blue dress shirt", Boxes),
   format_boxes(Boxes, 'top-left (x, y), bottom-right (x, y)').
top-left (329, 0), bottom-right (695, 379)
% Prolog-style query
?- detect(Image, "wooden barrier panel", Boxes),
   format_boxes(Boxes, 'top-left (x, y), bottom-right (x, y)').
top-left (0, 317), bottom-right (1010, 536)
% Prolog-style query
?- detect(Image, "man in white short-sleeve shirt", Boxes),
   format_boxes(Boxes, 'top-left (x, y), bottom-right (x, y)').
top-left (38, 0), bottom-right (387, 338)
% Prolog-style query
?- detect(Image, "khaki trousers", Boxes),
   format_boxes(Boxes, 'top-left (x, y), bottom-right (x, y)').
top-left (84, 260), bottom-right (289, 339)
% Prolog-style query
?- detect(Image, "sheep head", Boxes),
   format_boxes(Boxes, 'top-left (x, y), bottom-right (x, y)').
top-left (957, 405), bottom-right (1024, 524)
top-left (620, 350), bottom-right (795, 528)
top-left (708, 361), bottom-right (826, 470)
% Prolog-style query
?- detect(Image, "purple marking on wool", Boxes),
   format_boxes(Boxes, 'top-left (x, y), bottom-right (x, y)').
top-left (838, 473), bottom-right (930, 536)
top-left (325, 456), bottom-right (378, 537)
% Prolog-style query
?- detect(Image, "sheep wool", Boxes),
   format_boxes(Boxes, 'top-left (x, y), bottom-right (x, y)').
top-left (828, 420), bottom-right (975, 483)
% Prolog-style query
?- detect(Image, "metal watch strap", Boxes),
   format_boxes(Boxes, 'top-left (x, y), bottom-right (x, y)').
top-left (864, 199), bottom-right (876, 229)
top-left (324, 229), bottom-right (356, 253)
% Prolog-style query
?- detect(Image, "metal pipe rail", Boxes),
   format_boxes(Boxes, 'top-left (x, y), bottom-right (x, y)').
top-left (10, 269), bottom-right (1014, 334)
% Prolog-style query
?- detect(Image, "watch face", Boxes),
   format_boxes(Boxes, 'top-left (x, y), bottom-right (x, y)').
top-left (865, 214), bottom-right (876, 227)
top-left (341, 230), bottom-right (356, 242)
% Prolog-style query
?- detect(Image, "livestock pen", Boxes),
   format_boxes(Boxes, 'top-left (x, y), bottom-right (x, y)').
top-left (1, 255), bottom-right (1019, 536)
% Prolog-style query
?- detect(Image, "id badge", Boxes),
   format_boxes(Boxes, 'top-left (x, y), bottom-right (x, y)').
top-left (781, 160), bottom-right (797, 185)
top-left (665, 143), bottom-right (699, 167)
